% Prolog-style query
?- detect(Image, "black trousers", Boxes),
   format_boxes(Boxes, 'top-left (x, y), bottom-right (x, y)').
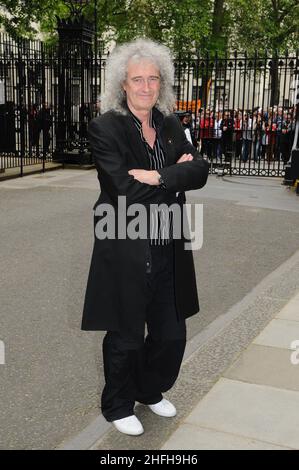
top-left (101, 242), bottom-right (187, 422)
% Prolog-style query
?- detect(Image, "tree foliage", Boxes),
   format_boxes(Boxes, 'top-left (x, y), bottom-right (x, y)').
top-left (0, 0), bottom-right (298, 54)
top-left (229, 0), bottom-right (299, 54)
top-left (0, 0), bottom-right (68, 39)
top-left (85, 0), bottom-right (212, 54)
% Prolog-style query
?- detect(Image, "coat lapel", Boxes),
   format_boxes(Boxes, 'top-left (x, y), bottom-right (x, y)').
top-left (125, 116), bottom-right (151, 169)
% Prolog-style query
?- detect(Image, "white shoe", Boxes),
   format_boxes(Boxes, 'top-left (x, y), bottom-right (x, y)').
top-left (112, 415), bottom-right (144, 436)
top-left (148, 398), bottom-right (177, 417)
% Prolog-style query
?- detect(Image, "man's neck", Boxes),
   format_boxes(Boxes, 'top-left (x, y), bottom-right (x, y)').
top-left (127, 104), bottom-right (152, 127)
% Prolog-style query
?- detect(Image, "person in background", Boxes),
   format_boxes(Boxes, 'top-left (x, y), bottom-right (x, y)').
top-left (253, 111), bottom-right (263, 162)
top-left (213, 110), bottom-right (223, 162)
top-left (280, 111), bottom-right (294, 164)
top-left (37, 102), bottom-right (52, 155)
top-left (200, 108), bottom-right (214, 159)
top-left (234, 110), bottom-right (243, 160)
top-left (221, 110), bottom-right (234, 158)
top-left (178, 111), bottom-right (197, 147)
top-left (241, 111), bottom-right (252, 163)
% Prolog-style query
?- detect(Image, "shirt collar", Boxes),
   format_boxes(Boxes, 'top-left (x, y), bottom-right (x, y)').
top-left (127, 106), bottom-right (154, 129)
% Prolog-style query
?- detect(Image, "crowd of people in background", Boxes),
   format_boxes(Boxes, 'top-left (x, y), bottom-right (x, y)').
top-left (24, 99), bottom-right (295, 166)
top-left (177, 106), bottom-right (296, 165)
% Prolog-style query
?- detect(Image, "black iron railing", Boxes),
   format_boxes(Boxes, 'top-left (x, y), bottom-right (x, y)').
top-left (0, 32), bottom-right (298, 177)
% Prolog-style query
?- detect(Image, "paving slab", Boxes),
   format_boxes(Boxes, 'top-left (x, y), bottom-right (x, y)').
top-left (253, 319), bottom-right (299, 350)
top-left (224, 344), bottom-right (299, 392)
top-left (161, 423), bottom-right (290, 450)
top-left (179, 378), bottom-right (299, 449)
top-left (276, 298), bottom-right (299, 321)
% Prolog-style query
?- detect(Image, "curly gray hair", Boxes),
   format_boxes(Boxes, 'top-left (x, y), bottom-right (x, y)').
top-left (101, 38), bottom-right (175, 116)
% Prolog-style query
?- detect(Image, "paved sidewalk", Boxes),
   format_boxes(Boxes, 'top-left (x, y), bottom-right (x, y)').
top-left (162, 291), bottom-right (299, 450)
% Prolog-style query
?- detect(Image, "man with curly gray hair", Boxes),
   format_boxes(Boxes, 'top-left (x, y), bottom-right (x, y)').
top-left (81, 38), bottom-right (209, 436)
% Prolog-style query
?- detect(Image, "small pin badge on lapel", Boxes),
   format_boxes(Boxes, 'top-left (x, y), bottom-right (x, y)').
top-left (167, 138), bottom-right (172, 144)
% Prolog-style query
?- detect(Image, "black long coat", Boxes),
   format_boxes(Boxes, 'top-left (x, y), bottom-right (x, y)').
top-left (81, 107), bottom-right (209, 336)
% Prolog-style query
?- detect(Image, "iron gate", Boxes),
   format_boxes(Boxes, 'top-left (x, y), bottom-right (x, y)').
top-left (0, 31), bottom-right (298, 177)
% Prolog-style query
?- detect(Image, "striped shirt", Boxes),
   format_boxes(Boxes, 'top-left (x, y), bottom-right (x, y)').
top-left (129, 110), bottom-right (173, 246)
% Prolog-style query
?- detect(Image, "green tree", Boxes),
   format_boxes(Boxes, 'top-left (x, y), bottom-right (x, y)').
top-left (229, 0), bottom-right (299, 53)
top-left (229, 0), bottom-right (299, 104)
top-left (0, 0), bottom-right (213, 53)
top-left (0, 0), bottom-right (68, 39)
top-left (85, 0), bottom-right (212, 54)
top-left (1, 0), bottom-right (297, 57)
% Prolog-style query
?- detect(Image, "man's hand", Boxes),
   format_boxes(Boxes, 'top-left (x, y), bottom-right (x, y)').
top-left (128, 169), bottom-right (160, 185)
top-left (176, 153), bottom-right (193, 163)
top-left (128, 153), bottom-right (194, 184)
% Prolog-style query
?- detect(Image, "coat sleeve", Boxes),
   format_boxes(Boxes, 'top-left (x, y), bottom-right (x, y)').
top-left (157, 120), bottom-right (209, 193)
top-left (88, 118), bottom-right (169, 206)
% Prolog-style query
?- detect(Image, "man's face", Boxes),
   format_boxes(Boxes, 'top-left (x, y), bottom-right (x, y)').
top-left (123, 59), bottom-right (161, 113)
